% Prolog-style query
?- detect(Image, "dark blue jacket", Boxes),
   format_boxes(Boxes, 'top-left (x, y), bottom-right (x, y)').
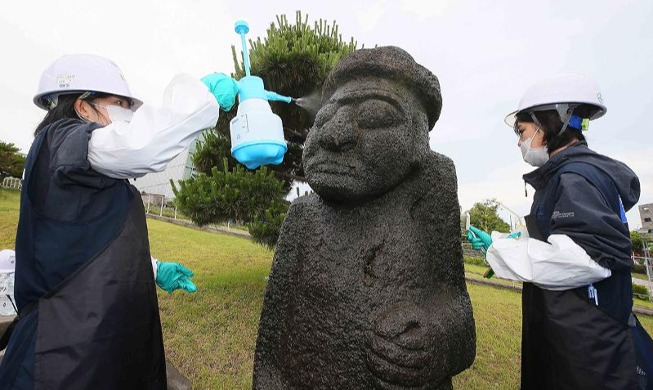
top-left (520, 141), bottom-right (641, 390)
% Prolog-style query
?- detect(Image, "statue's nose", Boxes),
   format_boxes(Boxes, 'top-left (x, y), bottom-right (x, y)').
top-left (319, 108), bottom-right (356, 151)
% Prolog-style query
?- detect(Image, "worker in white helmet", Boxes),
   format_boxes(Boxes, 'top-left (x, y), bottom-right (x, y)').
top-left (0, 53), bottom-right (237, 389)
top-left (466, 73), bottom-right (652, 389)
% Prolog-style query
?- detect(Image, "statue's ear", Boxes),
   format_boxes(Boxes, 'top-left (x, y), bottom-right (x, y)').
top-left (410, 109), bottom-right (430, 165)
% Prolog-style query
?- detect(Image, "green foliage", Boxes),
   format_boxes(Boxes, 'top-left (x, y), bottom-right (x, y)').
top-left (0, 142), bottom-right (25, 180)
top-left (247, 201), bottom-right (288, 249)
top-left (468, 199), bottom-right (511, 233)
top-left (191, 131), bottom-right (234, 175)
top-left (631, 230), bottom-right (645, 255)
top-left (171, 159), bottom-right (289, 247)
top-left (633, 283), bottom-right (651, 301)
top-left (633, 263), bottom-right (647, 275)
top-left (463, 255), bottom-right (487, 267)
top-left (186, 11), bottom-right (359, 247)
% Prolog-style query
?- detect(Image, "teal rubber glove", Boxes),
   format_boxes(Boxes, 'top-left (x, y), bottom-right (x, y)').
top-left (201, 73), bottom-right (239, 112)
top-left (507, 231), bottom-right (522, 239)
top-left (156, 261), bottom-right (197, 294)
top-left (466, 225), bottom-right (492, 252)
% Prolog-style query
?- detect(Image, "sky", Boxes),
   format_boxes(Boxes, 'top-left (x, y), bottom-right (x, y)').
top-left (1, 0), bottom-right (651, 228)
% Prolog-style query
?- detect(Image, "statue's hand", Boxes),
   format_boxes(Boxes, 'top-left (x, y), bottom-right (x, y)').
top-left (366, 303), bottom-right (432, 388)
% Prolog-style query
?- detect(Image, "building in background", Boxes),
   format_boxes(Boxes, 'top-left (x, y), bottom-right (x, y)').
top-left (130, 138), bottom-right (200, 199)
top-left (639, 203), bottom-right (653, 235)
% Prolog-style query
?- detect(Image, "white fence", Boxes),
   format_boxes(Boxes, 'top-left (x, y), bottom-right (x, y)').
top-left (141, 193), bottom-right (184, 220)
top-left (1, 177), bottom-right (22, 190)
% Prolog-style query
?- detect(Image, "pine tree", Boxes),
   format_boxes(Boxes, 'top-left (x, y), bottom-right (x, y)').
top-left (173, 11), bottom-right (359, 247)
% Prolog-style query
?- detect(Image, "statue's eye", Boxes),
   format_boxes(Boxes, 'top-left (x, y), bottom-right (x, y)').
top-left (355, 99), bottom-right (402, 129)
top-left (314, 103), bottom-right (337, 128)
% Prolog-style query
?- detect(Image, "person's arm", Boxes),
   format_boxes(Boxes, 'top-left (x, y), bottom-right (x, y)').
top-left (486, 232), bottom-right (610, 290)
top-left (87, 74), bottom-right (220, 179)
top-left (486, 173), bottom-right (624, 290)
top-left (548, 172), bottom-right (632, 270)
top-left (150, 256), bottom-right (196, 293)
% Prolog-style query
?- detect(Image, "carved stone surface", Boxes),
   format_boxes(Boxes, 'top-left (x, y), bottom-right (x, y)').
top-left (253, 46), bottom-right (476, 390)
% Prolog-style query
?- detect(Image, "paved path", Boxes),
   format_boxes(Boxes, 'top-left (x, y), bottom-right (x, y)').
top-left (633, 276), bottom-right (653, 288)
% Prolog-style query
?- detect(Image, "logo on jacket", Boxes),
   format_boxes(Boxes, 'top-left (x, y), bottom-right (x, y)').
top-left (552, 210), bottom-right (575, 219)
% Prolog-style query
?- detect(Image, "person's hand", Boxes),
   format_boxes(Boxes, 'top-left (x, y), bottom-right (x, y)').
top-left (201, 73), bottom-right (239, 111)
top-left (466, 225), bottom-right (492, 252)
top-left (507, 231), bottom-right (522, 239)
top-left (155, 261), bottom-right (197, 294)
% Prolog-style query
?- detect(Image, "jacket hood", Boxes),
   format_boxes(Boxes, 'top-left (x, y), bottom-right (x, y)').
top-left (523, 141), bottom-right (640, 211)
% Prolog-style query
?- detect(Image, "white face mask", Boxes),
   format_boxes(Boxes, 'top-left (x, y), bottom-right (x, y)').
top-left (519, 128), bottom-right (549, 167)
top-left (105, 105), bottom-right (134, 123)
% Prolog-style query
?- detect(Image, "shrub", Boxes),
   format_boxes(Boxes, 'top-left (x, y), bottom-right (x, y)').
top-left (633, 263), bottom-right (647, 275)
top-left (464, 255), bottom-right (487, 267)
top-left (633, 283), bottom-right (650, 301)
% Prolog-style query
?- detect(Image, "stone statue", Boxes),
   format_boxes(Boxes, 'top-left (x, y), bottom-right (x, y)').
top-left (253, 46), bottom-right (476, 390)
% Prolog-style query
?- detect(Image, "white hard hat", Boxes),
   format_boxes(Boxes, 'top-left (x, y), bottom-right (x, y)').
top-left (504, 72), bottom-right (606, 128)
top-left (33, 54), bottom-right (143, 110)
top-left (0, 249), bottom-right (15, 274)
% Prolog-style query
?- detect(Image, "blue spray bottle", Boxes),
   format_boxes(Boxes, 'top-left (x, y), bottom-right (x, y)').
top-left (230, 20), bottom-right (293, 170)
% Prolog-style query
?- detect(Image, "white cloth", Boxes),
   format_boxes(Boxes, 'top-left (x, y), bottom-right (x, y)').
top-left (0, 249), bottom-right (16, 315)
top-left (486, 230), bottom-right (611, 291)
top-left (0, 249), bottom-right (15, 274)
top-left (151, 257), bottom-right (158, 279)
top-left (88, 74), bottom-right (220, 179)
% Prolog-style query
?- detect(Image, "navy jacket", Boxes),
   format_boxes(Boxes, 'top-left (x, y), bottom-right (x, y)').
top-left (520, 141), bottom-right (641, 389)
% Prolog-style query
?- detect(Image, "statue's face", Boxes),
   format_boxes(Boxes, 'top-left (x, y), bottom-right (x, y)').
top-left (303, 78), bottom-right (424, 202)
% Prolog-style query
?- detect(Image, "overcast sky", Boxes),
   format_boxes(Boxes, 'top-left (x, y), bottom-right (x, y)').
top-left (2, 0), bottom-right (651, 228)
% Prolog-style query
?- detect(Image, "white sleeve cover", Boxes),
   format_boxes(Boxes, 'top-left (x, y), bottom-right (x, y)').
top-left (485, 232), bottom-right (611, 291)
top-left (151, 257), bottom-right (158, 279)
top-left (88, 74), bottom-right (220, 179)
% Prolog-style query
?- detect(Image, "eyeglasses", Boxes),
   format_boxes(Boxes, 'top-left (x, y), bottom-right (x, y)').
top-left (80, 91), bottom-right (134, 109)
top-left (513, 122), bottom-right (524, 137)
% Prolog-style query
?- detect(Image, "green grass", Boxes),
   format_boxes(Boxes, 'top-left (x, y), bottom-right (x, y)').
top-left (148, 219), bottom-right (271, 389)
top-left (1, 187), bottom-right (653, 389)
top-left (453, 283), bottom-right (522, 388)
top-left (0, 188), bottom-right (20, 248)
top-left (633, 272), bottom-right (651, 281)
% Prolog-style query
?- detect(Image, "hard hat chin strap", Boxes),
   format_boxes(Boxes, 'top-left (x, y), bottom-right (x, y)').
top-left (555, 103), bottom-right (584, 136)
top-left (528, 103), bottom-right (580, 137)
top-left (529, 112), bottom-right (542, 128)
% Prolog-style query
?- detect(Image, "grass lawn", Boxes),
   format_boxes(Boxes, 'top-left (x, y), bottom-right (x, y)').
top-left (1, 187), bottom-right (652, 389)
top-left (633, 272), bottom-right (651, 281)
top-left (0, 188), bottom-right (20, 249)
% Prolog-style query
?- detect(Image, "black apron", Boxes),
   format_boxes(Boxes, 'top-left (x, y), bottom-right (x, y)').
top-left (0, 122), bottom-right (166, 389)
top-left (521, 162), bottom-right (639, 389)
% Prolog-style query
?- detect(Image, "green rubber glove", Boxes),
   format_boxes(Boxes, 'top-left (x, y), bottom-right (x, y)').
top-left (156, 261), bottom-right (197, 294)
top-left (201, 73), bottom-right (239, 111)
top-left (466, 225), bottom-right (492, 252)
top-left (507, 231), bottom-right (522, 239)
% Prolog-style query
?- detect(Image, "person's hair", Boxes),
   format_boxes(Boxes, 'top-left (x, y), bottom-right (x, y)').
top-left (516, 104), bottom-right (592, 154)
top-left (34, 92), bottom-right (111, 136)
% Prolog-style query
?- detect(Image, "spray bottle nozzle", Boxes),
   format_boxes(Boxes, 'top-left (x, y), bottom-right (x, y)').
top-left (236, 76), bottom-right (293, 104)
top-left (266, 91), bottom-right (293, 104)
